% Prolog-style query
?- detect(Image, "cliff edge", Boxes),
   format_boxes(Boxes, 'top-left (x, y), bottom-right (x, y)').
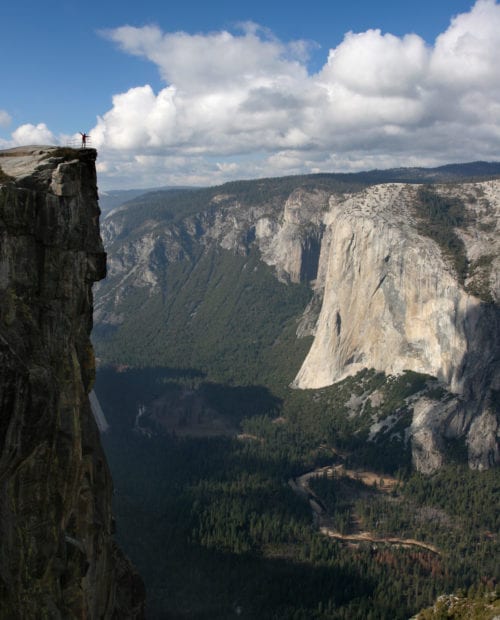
top-left (0, 147), bottom-right (144, 618)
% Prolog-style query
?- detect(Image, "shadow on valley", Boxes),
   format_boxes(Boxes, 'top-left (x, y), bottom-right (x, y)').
top-left (94, 366), bottom-right (398, 618)
top-left (99, 422), bottom-right (414, 620)
top-left (95, 366), bottom-right (281, 437)
top-left (142, 545), bottom-right (375, 619)
top-left (95, 363), bottom-right (499, 618)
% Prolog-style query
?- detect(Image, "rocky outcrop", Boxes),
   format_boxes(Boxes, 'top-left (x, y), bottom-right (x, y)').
top-left (255, 188), bottom-right (326, 283)
top-left (0, 147), bottom-right (144, 618)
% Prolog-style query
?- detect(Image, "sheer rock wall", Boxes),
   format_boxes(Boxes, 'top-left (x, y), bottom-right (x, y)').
top-left (0, 147), bottom-right (144, 619)
top-left (293, 183), bottom-right (499, 471)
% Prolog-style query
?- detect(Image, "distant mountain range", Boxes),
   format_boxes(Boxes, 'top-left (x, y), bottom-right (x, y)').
top-left (98, 160), bottom-right (500, 214)
top-left (98, 186), bottom-right (194, 214)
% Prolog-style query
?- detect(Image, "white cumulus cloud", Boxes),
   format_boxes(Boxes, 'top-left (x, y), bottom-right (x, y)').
top-left (431, 0), bottom-right (500, 88)
top-left (82, 0), bottom-right (500, 186)
top-left (11, 123), bottom-right (56, 146)
top-left (103, 22), bottom-right (310, 93)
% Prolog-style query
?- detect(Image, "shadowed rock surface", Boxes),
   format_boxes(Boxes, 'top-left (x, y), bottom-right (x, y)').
top-left (0, 147), bottom-right (144, 618)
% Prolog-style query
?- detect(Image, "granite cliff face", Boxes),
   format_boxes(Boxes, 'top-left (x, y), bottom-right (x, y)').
top-left (94, 172), bottom-right (499, 473)
top-left (293, 183), bottom-right (500, 385)
top-left (292, 182), bottom-right (499, 472)
top-left (0, 147), bottom-right (143, 618)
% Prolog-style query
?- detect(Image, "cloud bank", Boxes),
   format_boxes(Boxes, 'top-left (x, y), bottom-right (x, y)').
top-left (4, 0), bottom-right (500, 187)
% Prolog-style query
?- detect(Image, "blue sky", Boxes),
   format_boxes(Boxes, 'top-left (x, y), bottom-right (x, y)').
top-left (1, 0), bottom-right (498, 188)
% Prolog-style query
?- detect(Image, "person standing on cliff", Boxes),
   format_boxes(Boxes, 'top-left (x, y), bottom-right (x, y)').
top-left (79, 132), bottom-right (89, 148)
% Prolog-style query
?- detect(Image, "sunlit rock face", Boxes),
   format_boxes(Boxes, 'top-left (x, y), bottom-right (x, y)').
top-left (294, 184), bottom-right (473, 389)
top-left (293, 182), bottom-right (500, 471)
top-left (0, 147), bottom-right (144, 619)
top-left (255, 188), bottom-right (326, 283)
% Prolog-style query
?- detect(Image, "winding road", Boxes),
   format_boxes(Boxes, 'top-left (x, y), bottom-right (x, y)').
top-left (290, 464), bottom-right (440, 555)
